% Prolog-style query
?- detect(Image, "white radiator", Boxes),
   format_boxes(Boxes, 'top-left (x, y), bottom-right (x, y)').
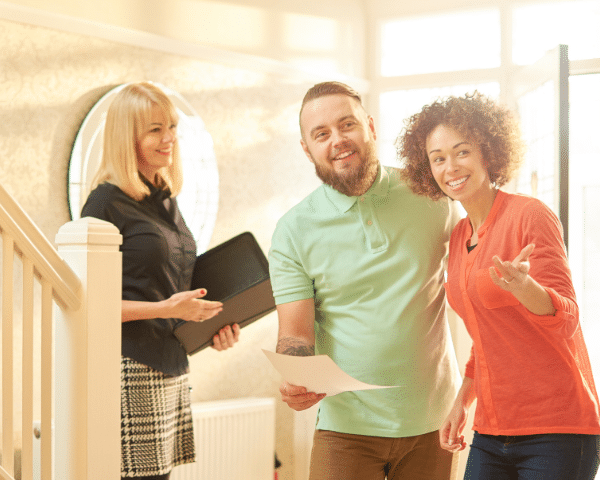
top-left (172, 397), bottom-right (276, 480)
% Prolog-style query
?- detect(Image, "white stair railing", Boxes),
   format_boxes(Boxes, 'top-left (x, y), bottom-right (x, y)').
top-left (0, 182), bottom-right (122, 480)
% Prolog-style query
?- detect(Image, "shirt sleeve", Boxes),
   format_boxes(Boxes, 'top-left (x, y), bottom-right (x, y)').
top-left (268, 219), bottom-right (315, 305)
top-left (518, 199), bottom-right (579, 338)
top-left (80, 184), bottom-right (115, 224)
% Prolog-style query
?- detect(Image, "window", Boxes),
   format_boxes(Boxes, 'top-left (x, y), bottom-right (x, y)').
top-left (374, 4), bottom-right (600, 474)
top-left (567, 73), bottom-right (600, 346)
top-left (514, 81), bottom-right (556, 208)
top-left (513, 0), bottom-right (600, 64)
top-left (380, 9), bottom-right (501, 77)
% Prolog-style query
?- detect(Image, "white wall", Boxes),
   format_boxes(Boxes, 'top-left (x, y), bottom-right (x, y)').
top-left (4, 0), bottom-right (367, 79)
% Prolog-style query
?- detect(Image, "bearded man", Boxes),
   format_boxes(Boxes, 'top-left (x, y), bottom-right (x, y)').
top-left (268, 81), bottom-right (462, 480)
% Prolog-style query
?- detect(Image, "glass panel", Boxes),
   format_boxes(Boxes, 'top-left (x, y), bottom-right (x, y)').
top-left (515, 81), bottom-right (557, 213)
top-left (381, 9), bottom-right (501, 77)
top-left (513, 0), bottom-right (600, 65)
top-left (378, 83), bottom-right (500, 167)
top-left (582, 186), bottom-right (600, 379)
top-left (568, 74), bottom-right (600, 382)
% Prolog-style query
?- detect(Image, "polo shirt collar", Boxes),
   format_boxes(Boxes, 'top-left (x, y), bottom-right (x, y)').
top-left (324, 164), bottom-right (389, 213)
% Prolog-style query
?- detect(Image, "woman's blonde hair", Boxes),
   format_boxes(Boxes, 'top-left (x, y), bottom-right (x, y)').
top-left (91, 82), bottom-right (183, 200)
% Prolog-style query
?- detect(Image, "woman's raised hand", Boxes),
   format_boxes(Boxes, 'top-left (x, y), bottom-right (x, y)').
top-left (165, 288), bottom-right (223, 322)
top-left (489, 243), bottom-right (535, 292)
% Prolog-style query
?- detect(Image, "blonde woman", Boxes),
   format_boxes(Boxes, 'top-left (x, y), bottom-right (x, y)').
top-left (81, 82), bottom-right (240, 480)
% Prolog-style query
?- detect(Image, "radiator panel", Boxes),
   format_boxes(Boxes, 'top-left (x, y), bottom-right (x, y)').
top-left (171, 397), bottom-right (275, 480)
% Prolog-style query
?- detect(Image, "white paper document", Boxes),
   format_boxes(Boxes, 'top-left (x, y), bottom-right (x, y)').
top-left (262, 349), bottom-right (399, 397)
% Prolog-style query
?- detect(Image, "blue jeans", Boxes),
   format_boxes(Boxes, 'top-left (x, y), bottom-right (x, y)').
top-left (465, 431), bottom-right (600, 480)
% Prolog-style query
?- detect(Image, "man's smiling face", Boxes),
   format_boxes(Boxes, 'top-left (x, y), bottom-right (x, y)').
top-left (300, 94), bottom-right (379, 197)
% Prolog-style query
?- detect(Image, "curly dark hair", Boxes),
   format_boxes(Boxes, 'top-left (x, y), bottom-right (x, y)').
top-left (397, 91), bottom-right (525, 200)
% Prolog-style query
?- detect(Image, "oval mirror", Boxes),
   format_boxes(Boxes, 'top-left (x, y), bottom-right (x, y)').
top-left (68, 83), bottom-right (219, 253)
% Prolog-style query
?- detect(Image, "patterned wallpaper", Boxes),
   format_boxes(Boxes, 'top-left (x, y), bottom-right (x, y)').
top-left (0, 17), bottom-right (323, 479)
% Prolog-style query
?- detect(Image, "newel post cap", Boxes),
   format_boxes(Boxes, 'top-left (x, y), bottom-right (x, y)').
top-left (55, 217), bottom-right (122, 247)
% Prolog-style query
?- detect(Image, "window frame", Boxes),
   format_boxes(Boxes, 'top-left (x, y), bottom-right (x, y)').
top-left (369, 1), bottom-right (600, 130)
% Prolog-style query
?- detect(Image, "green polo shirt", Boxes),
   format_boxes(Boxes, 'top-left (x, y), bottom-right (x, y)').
top-left (269, 165), bottom-right (460, 437)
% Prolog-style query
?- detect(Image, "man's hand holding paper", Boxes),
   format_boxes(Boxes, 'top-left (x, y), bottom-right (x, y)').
top-left (263, 350), bottom-right (399, 401)
top-left (279, 381), bottom-right (326, 412)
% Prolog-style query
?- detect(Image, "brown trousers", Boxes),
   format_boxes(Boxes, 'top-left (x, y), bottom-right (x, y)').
top-left (309, 429), bottom-right (458, 480)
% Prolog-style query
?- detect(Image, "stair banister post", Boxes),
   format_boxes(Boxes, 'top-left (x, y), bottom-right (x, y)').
top-left (54, 217), bottom-right (122, 480)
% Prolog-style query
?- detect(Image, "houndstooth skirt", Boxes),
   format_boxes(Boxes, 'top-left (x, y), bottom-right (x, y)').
top-left (120, 356), bottom-right (196, 477)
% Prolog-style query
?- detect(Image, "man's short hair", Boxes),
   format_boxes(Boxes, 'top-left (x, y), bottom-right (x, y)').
top-left (299, 81), bottom-right (364, 138)
top-left (301, 81), bottom-right (362, 110)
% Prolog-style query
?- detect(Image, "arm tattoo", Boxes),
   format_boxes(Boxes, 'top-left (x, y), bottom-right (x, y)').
top-left (277, 337), bottom-right (315, 357)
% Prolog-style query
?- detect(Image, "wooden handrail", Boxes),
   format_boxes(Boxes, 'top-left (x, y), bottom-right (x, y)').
top-left (0, 183), bottom-right (81, 310)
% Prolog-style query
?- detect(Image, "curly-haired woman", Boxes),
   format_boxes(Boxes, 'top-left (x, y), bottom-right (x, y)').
top-left (398, 92), bottom-right (600, 479)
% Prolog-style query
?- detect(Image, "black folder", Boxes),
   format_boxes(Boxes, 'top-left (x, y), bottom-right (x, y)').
top-left (174, 232), bottom-right (276, 355)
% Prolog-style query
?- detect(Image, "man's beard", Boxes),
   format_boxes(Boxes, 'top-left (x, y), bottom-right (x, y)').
top-left (313, 140), bottom-right (379, 197)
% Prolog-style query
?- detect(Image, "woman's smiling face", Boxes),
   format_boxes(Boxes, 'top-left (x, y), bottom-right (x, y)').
top-left (426, 124), bottom-right (492, 206)
top-left (136, 105), bottom-right (177, 182)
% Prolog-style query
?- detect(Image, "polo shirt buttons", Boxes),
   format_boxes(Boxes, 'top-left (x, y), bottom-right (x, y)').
top-left (367, 220), bottom-right (373, 226)
top-left (360, 197), bottom-right (365, 202)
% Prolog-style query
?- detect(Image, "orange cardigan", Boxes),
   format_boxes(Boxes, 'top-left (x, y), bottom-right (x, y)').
top-left (445, 190), bottom-right (600, 436)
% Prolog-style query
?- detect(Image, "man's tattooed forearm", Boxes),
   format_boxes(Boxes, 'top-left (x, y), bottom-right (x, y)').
top-left (276, 337), bottom-right (315, 356)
